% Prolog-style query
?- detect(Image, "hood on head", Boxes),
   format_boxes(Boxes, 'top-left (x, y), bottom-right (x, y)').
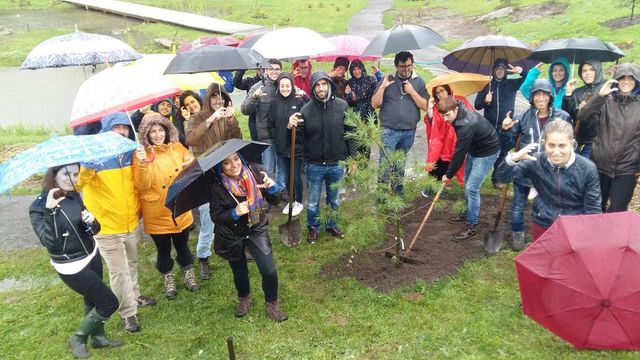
top-left (578, 59), bottom-right (603, 85)
top-left (431, 84), bottom-right (453, 103)
top-left (202, 82), bottom-right (232, 114)
top-left (100, 112), bottom-right (135, 141)
top-left (492, 58), bottom-right (508, 79)
top-left (349, 59), bottom-right (366, 77)
top-left (548, 57), bottom-right (570, 90)
top-left (309, 71), bottom-right (334, 102)
top-left (138, 112), bottom-right (179, 147)
top-left (150, 98), bottom-right (175, 113)
top-left (333, 56), bottom-right (350, 71)
top-left (275, 72), bottom-right (296, 99)
top-left (613, 63), bottom-right (640, 85)
top-left (529, 79), bottom-right (554, 107)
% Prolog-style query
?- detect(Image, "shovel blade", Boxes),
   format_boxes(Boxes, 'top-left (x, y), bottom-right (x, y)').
top-left (483, 230), bottom-right (503, 255)
top-left (278, 219), bottom-right (301, 247)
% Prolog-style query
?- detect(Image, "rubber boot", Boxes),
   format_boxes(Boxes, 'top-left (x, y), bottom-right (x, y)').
top-left (90, 322), bottom-right (124, 349)
top-left (69, 308), bottom-right (103, 358)
top-left (512, 231), bottom-right (525, 251)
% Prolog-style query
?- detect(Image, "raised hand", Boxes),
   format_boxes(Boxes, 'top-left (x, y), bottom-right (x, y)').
top-left (180, 106), bottom-right (190, 120)
top-left (599, 79), bottom-right (619, 97)
top-left (484, 91), bottom-right (493, 104)
top-left (512, 143), bottom-right (539, 162)
top-left (235, 201), bottom-right (249, 216)
top-left (256, 171), bottom-right (275, 189)
top-left (135, 147), bottom-right (147, 162)
top-left (45, 188), bottom-right (65, 209)
top-left (252, 86), bottom-right (266, 100)
top-left (288, 112), bottom-right (303, 129)
top-left (402, 80), bottom-right (415, 95)
top-left (502, 111), bottom-right (518, 130)
top-left (507, 64), bottom-right (523, 74)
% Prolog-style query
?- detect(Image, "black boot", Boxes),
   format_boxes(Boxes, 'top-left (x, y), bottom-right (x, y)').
top-left (90, 322), bottom-right (124, 349)
top-left (69, 308), bottom-right (103, 358)
top-left (452, 224), bottom-right (478, 242)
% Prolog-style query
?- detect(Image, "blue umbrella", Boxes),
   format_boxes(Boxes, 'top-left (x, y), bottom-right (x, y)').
top-left (0, 132), bottom-right (138, 194)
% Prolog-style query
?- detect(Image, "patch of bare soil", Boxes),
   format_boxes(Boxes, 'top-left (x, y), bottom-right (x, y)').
top-left (602, 16), bottom-right (640, 30)
top-left (393, 7), bottom-right (494, 41)
top-left (512, 3), bottom-right (568, 22)
top-left (322, 194), bottom-right (520, 292)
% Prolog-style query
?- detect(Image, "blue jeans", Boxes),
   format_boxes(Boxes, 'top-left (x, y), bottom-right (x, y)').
top-left (306, 163), bottom-right (344, 229)
top-left (464, 150), bottom-right (500, 225)
top-left (196, 203), bottom-right (215, 259)
top-left (276, 156), bottom-right (304, 203)
top-left (510, 182), bottom-right (531, 232)
top-left (379, 127), bottom-right (415, 195)
top-left (261, 144), bottom-right (277, 178)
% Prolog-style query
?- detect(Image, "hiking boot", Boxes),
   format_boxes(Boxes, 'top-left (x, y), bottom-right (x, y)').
top-left (235, 296), bottom-right (252, 318)
top-left (307, 227), bottom-right (319, 244)
top-left (135, 295), bottom-right (156, 307)
top-left (162, 272), bottom-right (177, 300)
top-left (90, 322), bottom-right (123, 349)
top-left (265, 300), bottom-right (288, 322)
top-left (122, 315), bottom-right (140, 333)
top-left (448, 214), bottom-right (467, 224)
top-left (452, 225), bottom-right (478, 242)
top-left (512, 231), bottom-right (525, 251)
top-left (69, 308), bottom-right (103, 358)
top-left (198, 258), bottom-right (212, 280)
top-left (326, 227), bottom-right (345, 239)
top-left (183, 266), bottom-right (200, 292)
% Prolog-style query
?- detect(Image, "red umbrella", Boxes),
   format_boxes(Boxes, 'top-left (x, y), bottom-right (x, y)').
top-left (179, 36), bottom-right (240, 52)
top-left (515, 211), bottom-right (640, 350)
top-left (313, 35), bottom-right (381, 62)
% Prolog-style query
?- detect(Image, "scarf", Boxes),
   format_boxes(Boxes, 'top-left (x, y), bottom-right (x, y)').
top-left (219, 164), bottom-right (265, 225)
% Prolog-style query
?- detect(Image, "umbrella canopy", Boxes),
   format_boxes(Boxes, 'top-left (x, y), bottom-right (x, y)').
top-left (21, 31), bottom-right (141, 70)
top-left (313, 35), bottom-right (381, 62)
top-left (70, 65), bottom-right (182, 128)
top-left (425, 72), bottom-right (490, 97)
top-left (515, 212), bottom-right (640, 350)
top-left (530, 38), bottom-right (625, 64)
top-left (129, 54), bottom-right (224, 90)
top-left (361, 24), bottom-right (445, 57)
top-left (237, 31), bottom-right (268, 49)
top-left (443, 35), bottom-right (535, 75)
top-left (251, 27), bottom-right (335, 60)
top-left (0, 132), bottom-right (138, 194)
top-left (164, 44), bottom-right (268, 74)
top-left (165, 139), bottom-right (269, 217)
top-left (178, 36), bottom-right (240, 52)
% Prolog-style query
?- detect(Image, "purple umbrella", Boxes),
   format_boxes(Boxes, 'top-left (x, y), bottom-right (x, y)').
top-left (443, 35), bottom-right (536, 75)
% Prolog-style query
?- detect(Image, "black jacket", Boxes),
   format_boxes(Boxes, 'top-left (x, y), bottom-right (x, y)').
top-left (298, 71), bottom-right (357, 164)
top-left (268, 73), bottom-right (308, 159)
top-left (29, 191), bottom-right (101, 264)
top-left (561, 60), bottom-right (604, 144)
top-left (446, 105), bottom-right (501, 178)
top-left (513, 152), bottom-right (602, 228)
top-left (209, 164), bottom-right (282, 262)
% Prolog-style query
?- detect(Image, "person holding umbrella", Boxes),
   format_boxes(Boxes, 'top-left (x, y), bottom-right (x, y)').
top-left (501, 79), bottom-right (572, 250)
top-left (519, 58), bottom-right (571, 109)
top-left (561, 60), bottom-right (604, 158)
top-left (505, 119), bottom-right (602, 241)
top-left (578, 63), bottom-right (640, 212)
top-left (207, 149), bottom-right (288, 322)
top-left (133, 113), bottom-right (200, 300)
top-left (29, 163), bottom-right (123, 358)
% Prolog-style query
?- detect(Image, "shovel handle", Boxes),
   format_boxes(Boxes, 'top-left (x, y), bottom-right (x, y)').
top-left (492, 183), bottom-right (510, 230)
top-left (403, 184), bottom-right (445, 257)
top-left (287, 126), bottom-right (297, 222)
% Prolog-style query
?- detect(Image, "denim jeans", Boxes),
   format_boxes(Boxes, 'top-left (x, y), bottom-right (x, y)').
top-left (379, 127), bottom-right (416, 195)
top-left (261, 144), bottom-right (277, 178)
top-left (228, 239), bottom-right (278, 302)
top-left (306, 163), bottom-right (344, 229)
top-left (197, 203), bottom-right (215, 259)
top-left (464, 150), bottom-right (500, 225)
top-left (510, 182), bottom-right (531, 232)
top-left (276, 156), bottom-right (304, 203)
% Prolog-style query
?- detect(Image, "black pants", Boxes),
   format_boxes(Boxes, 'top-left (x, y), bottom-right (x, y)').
top-left (228, 240), bottom-right (278, 302)
top-left (599, 173), bottom-right (637, 212)
top-left (58, 251), bottom-right (119, 319)
top-left (150, 229), bottom-right (193, 274)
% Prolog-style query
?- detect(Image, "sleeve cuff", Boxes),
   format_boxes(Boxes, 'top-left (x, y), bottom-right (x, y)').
top-left (231, 208), bottom-right (241, 220)
top-left (266, 183), bottom-right (280, 194)
top-left (505, 152), bottom-right (518, 167)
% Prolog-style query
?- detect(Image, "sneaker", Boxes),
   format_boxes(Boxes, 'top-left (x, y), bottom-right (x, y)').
top-left (282, 204), bottom-right (290, 215)
top-left (183, 267), bottom-right (200, 292)
top-left (528, 188), bottom-right (538, 200)
top-left (421, 188), bottom-right (430, 198)
top-left (452, 225), bottom-right (478, 242)
top-left (135, 295), bottom-right (156, 307)
top-left (198, 258), bottom-right (211, 280)
top-left (291, 202), bottom-right (304, 217)
top-left (235, 295), bottom-right (252, 318)
top-left (448, 214), bottom-right (467, 224)
top-left (326, 227), bottom-right (345, 239)
top-left (123, 315), bottom-right (140, 333)
top-left (307, 227), bottom-right (319, 244)
top-left (162, 272), bottom-right (177, 300)
top-left (265, 300), bottom-right (288, 322)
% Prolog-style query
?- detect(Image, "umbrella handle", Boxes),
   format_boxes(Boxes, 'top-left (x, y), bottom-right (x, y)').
top-left (228, 190), bottom-right (240, 205)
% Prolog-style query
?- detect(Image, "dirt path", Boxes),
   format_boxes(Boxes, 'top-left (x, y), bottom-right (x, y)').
top-left (0, 195), bottom-right (41, 250)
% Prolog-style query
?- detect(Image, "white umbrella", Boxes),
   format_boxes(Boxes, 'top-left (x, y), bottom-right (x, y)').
top-left (251, 27), bottom-right (335, 60)
top-left (70, 65), bottom-right (181, 128)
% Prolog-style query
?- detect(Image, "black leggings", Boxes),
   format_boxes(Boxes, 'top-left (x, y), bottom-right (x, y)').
top-left (228, 240), bottom-right (278, 302)
top-left (150, 229), bottom-right (193, 274)
top-left (598, 173), bottom-right (637, 212)
top-left (58, 251), bottom-right (119, 319)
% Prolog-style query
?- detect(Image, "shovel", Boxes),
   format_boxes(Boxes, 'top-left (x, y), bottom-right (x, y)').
top-left (278, 126), bottom-right (301, 247)
top-left (483, 183), bottom-right (510, 255)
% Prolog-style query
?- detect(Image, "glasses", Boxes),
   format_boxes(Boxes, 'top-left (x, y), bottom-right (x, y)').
top-left (268, 67), bottom-right (282, 72)
top-left (397, 63), bottom-right (413, 69)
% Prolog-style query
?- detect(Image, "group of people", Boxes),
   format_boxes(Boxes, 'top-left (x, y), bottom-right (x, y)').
top-left (28, 45), bottom-right (640, 358)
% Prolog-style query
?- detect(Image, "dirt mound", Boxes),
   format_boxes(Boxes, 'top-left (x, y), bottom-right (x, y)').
top-left (512, 3), bottom-right (568, 22)
top-left (602, 16), bottom-right (640, 29)
top-left (322, 194), bottom-right (518, 292)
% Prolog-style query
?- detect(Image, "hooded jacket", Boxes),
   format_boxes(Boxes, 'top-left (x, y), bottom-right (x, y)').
top-left (186, 83), bottom-right (242, 157)
top-left (562, 60), bottom-right (604, 145)
top-left (76, 113), bottom-right (140, 234)
top-left (512, 152), bottom-right (601, 228)
top-left (130, 99), bottom-right (177, 132)
top-left (241, 76), bottom-right (278, 143)
top-left (298, 71), bottom-right (357, 164)
top-left (292, 60), bottom-right (313, 96)
top-left (346, 59), bottom-right (377, 121)
top-left (519, 57), bottom-right (571, 109)
top-left (475, 58), bottom-right (529, 129)
top-left (133, 113), bottom-right (194, 235)
top-left (267, 72), bottom-right (308, 159)
top-left (446, 104), bottom-right (501, 179)
top-left (578, 63), bottom-right (640, 176)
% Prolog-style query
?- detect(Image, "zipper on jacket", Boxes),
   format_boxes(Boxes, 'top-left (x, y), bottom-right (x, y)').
top-left (118, 154), bottom-right (132, 233)
top-left (60, 208), bottom-right (90, 255)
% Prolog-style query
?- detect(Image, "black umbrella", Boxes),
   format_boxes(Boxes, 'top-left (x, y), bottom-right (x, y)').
top-left (164, 44), bottom-right (269, 74)
top-left (443, 35), bottom-right (535, 75)
top-left (361, 24), bottom-right (445, 56)
top-left (530, 38), bottom-right (625, 64)
top-left (165, 139), bottom-right (270, 218)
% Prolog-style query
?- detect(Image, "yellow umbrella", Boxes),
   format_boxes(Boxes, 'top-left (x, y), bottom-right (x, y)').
top-left (426, 72), bottom-right (490, 97)
top-left (128, 54), bottom-right (224, 90)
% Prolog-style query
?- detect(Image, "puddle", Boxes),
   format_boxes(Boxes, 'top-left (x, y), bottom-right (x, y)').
top-left (0, 276), bottom-right (60, 293)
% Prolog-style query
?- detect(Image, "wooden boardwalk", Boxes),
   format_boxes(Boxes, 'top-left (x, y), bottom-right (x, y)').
top-left (62, 0), bottom-right (264, 35)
